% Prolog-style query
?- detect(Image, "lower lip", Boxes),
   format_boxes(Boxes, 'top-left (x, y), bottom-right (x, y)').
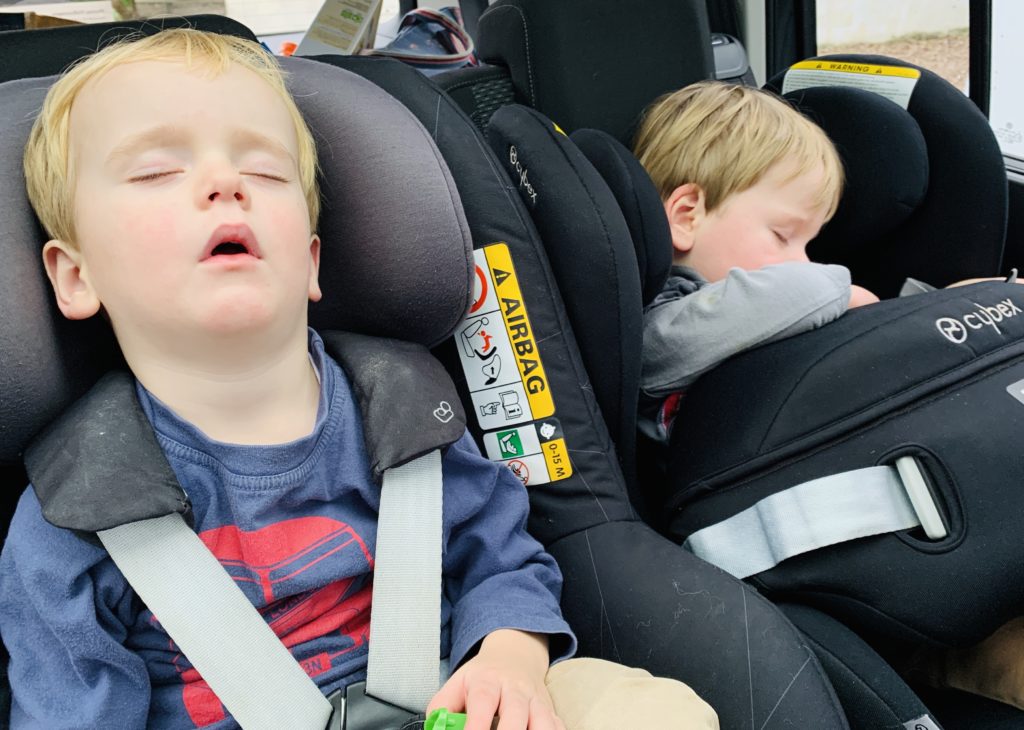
top-left (202, 253), bottom-right (259, 267)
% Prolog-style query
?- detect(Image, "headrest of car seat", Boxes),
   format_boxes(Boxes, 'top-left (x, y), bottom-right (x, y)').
top-left (782, 85), bottom-right (929, 260)
top-left (0, 55), bottom-right (472, 463)
top-left (485, 104), bottom-right (644, 496)
top-left (477, 0), bottom-right (714, 144)
top-left (570, 128), bottom-right (672, 305)
top-left (766, 55), bottom-right (1007, 297)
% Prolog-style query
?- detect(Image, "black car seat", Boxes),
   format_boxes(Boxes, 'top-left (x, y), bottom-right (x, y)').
top-left (766, 55), bottom-right (1007, 297)
top-left (0, 16), bottom-right (851, 730)
top-left (455, 4), bottom-right (1021, 727)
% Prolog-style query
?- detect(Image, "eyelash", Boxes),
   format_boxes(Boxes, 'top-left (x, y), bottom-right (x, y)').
top-left (128, 171), bottom-right (289, 183)
top-left (773, 230), bottom-right (789, 244)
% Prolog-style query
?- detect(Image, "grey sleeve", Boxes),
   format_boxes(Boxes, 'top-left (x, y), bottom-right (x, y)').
top-left (641, 262), bottom-right (852, 397)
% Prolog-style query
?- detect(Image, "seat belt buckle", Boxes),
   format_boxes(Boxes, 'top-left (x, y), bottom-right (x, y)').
top-left (894, 456), bottom-right (948, 540)
top-left (326, 688), bottom-right (346, 730)
top-left (326, 681), bottom-right (427, 730)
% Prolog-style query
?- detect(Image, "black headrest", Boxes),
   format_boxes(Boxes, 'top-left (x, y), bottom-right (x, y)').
top-left (767, 55), bottom-right (1007, 297)
top-left (0, 15), bottom-right (257, 84)
top-left (0, 56), bottom-right (472, 463)
top-left (477, 0), bottom-right (714, 144)
top-left (485, 104), bottom-right (644, 493)
top-left (570, 128), bottom-right (672, 306)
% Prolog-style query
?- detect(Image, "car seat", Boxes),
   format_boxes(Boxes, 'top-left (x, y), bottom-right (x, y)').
top-left (456, 2), bottom-right (1024, 724)
top-left (0, 16), bottom-right (849, 730)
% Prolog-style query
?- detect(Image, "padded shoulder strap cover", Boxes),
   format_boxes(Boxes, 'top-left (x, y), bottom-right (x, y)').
top-left (26, 334), bottom-right (465, 531)
top-left (25, 371), bottom-right (188, 533)
top-left (321, 331), bottom-right (466, 482)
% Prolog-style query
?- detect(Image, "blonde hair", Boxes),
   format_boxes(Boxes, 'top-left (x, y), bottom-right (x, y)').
top-left (23, 28), bottom-right (320, 244)
top-left (634, 81), bottom-right (843, 219)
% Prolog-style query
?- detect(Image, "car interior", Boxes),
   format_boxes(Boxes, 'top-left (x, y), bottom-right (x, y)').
top-left (2, 1), bottom-right (1024, 728)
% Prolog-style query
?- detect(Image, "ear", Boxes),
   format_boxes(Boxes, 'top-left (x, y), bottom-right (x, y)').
top-left (41, 240), bottom-right (101, 320)
top-left (663, 183), bottom-right (706, 256)
top-left (307, 234), bottom-right (322, 302)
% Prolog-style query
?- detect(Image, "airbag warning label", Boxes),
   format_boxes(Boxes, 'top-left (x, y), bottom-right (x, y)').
top-left (458, 243), bottom-right (554, 430)
top-left (483, 418), bottom-right (572, 486)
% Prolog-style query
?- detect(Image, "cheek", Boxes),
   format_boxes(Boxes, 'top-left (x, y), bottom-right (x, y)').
top-left (118, 207), bottom-right (179, 255)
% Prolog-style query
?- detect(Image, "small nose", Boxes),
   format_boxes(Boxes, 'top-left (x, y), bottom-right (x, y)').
top-left (199, 165), bottom-right (249, 210)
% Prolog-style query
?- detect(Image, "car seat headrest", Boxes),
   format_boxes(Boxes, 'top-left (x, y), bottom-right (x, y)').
top-left (477, 0), bottom-right (714, 144)
top-left (0, 56), bottom-right (472, 463)
top-left (782, 85), bottom-right (929, 264)
top-left (766, 55), bottom-right (1007, 297)
top-left (570, 128), bottom-right (672, 305)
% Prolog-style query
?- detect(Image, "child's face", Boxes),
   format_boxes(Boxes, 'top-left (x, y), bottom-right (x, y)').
top-left (45, 59), bottom-right (320, 346)
top-left (682, 160), bottom-right (829, 283)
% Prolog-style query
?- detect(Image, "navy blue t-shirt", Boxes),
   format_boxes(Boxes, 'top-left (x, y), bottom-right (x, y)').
top-left (0, 331), bottom-right (574, 728)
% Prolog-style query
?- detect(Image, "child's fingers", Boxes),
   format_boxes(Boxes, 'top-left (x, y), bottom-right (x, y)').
top-left (495, 690), bottom-right (529, 730)
top-left (427, 673), bottom-right (467, 715)
top-left (524, 695), bottom-right (560, 730)
top-left (464, 677), bottom-right (502, 730)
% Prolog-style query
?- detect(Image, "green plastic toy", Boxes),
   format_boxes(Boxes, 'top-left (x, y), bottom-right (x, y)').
top-left (424, 707), bottom-right (468, 730)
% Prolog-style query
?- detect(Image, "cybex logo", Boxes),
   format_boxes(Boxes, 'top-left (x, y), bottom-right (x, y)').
top-left (935, 298), bottom-right (1023, 343)
top-left (509, 145), bottom-right (537, 205)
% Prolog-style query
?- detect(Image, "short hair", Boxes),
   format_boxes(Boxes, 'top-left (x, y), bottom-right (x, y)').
top-left (633, 81), bottom-right (843, 220)
top-left (23, 28), bottom-right (320, 244)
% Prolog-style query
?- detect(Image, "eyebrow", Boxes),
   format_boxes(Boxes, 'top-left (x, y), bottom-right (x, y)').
top-left (105, 124), bottom-right (297, 168)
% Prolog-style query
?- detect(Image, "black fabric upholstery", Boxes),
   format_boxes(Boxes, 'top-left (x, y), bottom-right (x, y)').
top-left (570, 128), bottom-right (672, 306)
top-left (0, 14), bottom-right (256, 83)
top-left (767, 55), bottom-right (1007, 297)
top-left (779, 604), bottom-right (937, 729)
top-left (435, 64), bottom-right (519, 132)
top-left (785, 86), bottom-right (929, 258)
top-left (486, 105), bottom-right (644, 495)
top-left (0, 55), bottom-right (471, 464)
top-left (476, 0), bottom-right (714, 144)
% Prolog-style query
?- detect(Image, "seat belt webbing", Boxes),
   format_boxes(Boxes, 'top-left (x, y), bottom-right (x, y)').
top-left (98, 513), bottom-right (334, 730)
top-left (366, 449), bottom-right (444, 711)
top-left (683, 457), bottom-right (946, 580)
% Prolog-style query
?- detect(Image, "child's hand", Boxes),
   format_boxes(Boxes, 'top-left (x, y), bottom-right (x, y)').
top-left (849, 284), bottom-right (880, 308)
top-left (428, 629), bottom-right (564, 730)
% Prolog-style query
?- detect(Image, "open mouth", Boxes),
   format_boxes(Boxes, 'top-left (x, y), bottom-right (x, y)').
top-left (211, 241), bottom-right (251, 256)
top-left (202, 224), bottom-right (261, 260)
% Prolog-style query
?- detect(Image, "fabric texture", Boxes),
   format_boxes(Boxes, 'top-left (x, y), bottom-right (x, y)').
top-left (0, 331), bottom-right (574, 729)
top-left (545, 658), bottom-right (718, 730)
top-left (639, 262), bottom-right (851, 441)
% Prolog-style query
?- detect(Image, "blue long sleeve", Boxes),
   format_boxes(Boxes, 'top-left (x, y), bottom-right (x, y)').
top-left (0, 490), bottom-right (150, 729)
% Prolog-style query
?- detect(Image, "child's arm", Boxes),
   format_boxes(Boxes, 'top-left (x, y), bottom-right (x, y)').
top-left (432, 432), bottom-right (576, 729)
top-left (642, 262), bottom-right (853, 397)
top-left (0, 490), bottom-right (150, 728)
top-left (429, 629), bottom-right (560, 730)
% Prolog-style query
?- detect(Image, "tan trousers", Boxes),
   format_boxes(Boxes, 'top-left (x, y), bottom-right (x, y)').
top-left (916, 616), bottom-right (1024, 709)
top-left (544, 658), bottom-right (719, 730)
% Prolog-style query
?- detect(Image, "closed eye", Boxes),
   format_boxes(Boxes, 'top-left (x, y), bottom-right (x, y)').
top-left (773, 230), bottom-right (789, 244)
top-left (129, 170), bottom-right (181, 183)
top-left (244, 172), bottom-right (290, 183)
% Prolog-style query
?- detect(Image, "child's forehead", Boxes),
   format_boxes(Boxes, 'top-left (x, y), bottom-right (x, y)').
top-left (70, 59), bottom-right (291, 137)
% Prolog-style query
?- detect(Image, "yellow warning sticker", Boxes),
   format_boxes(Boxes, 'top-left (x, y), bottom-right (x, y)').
top-left (484, 244), bottom-right (554, 420)
top-left (789, 60), bottom-right (921, 79)
top-left (456, 243), bottom-right (555, 431)
top-left (783, 60), bottom-right (922, 109)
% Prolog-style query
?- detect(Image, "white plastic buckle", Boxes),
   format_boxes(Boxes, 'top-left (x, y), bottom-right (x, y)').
top-left (894, 456), bottom-right (948, 540)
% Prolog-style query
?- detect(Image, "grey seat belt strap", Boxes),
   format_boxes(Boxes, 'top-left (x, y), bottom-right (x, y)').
top-left (366, 449), bottom-right (444, 711)
top-left (98, 513), bottom-right (334, 730)
top-left (683, 457), bottom-right (947, 580)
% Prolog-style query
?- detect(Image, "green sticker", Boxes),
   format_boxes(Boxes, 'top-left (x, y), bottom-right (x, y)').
top-left (497, 429), bottom-right (524, 459)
